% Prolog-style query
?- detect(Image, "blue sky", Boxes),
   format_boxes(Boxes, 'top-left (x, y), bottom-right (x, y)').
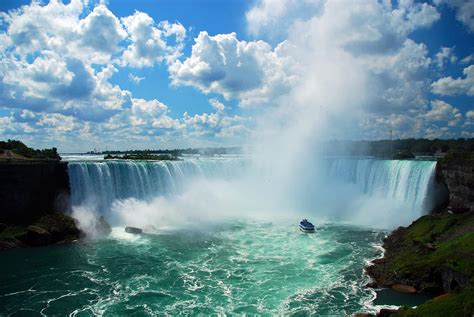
top-left (0, 0), bottom-right (473, 152)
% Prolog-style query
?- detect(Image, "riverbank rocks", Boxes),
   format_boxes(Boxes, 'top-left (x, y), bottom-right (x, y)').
top-left (440, 266), bottom-right (470, 292)
top-left (391, 284), bottom-right (417, 294)
top-left (365, 211), bottom-right (474, 315)
top-left (25, 225), bottom-right (52, 246)
top-left (0, 212), bottom-right (81, 250)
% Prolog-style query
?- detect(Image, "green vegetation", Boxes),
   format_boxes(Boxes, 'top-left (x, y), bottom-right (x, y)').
top-left (0, 226), bottom-right (26, 240)
top-left (0, 139), bottom-right (61, 160)
top-left (324, 138), bottom-right (474, 157)
top-left (100, 146), bottom-right (242, 157)
top-left (392, 150), bottom-right (415, 160)
top-left (439, 149), bottom-right (474, 163)
top-left (397, 286), bottom-right (474, 316)
top-left (388, 213), bottom-right (474, 279)
top-left (104, 153), bottom-right (180, 161)
top-left (374, 213), bottom-right (474, 316)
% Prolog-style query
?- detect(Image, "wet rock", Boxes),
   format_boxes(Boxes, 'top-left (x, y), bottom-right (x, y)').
top-left (34, 213), bottom-right (80, 242)
top-left (0, 239), bottom-right (23, 250)
top-left (25, 225), bottom-right (52, 246)
top-left (366, 281), bottom-right (378, 288)
top-left (440, 266), bottom-right (470, 291)
top-left (95, 216), bottom-right (112, 235)
top-left (377, 308), bottom-right (398, 317)
top-left (391, 284), bottom-right (417, 294)
top-left (437, 157), bottom-right (474, 213)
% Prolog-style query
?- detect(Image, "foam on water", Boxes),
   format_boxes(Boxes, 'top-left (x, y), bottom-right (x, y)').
top-left (0, 221), bottom-right (386, 315)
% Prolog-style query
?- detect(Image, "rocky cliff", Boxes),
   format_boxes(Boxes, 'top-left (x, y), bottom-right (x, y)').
top-left (436, 156), bottom-right (474, 213)
top-left (0, 161), bottom-right (71, 225)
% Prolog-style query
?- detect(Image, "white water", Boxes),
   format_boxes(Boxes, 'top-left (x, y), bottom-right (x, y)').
top-left (326, 159), bottom-right (437, 220)
top-left (68, 158), bottom-right (246, 213)
top-left (68, 157), bottom-right (437, 230)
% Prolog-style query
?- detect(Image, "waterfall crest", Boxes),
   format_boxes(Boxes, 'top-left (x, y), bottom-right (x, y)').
top-left (68, 158), bottom-right (245, 212)
top-left (68, 158), bottom-right (437, 226)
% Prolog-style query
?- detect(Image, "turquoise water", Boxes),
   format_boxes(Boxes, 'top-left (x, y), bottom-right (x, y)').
top-left (0, 221), bottom-right (384, 315)
top-left (1, 158), bottom-right (438, 315)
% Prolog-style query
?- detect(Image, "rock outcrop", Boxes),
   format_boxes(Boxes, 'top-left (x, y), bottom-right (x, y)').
top-left (436, 156), bottom-right (474, 213)
top-left (0, 213), bottom-right (81, 250)
top-left (0, 160), bottom-right (81, 250)
top-left (366, 212), bottom-right (474, 316)
top-left (0, 161), bottom-right (71, 225)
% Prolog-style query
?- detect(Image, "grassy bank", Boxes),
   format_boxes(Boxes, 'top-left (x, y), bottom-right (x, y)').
top-left (367, 212), bottom-right (474, 316)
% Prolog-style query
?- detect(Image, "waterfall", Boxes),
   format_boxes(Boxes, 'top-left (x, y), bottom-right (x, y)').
top-left (326, 159), bottom-right (437, 216)
top-left (68, 158), bottom-right (246, 212)
top-left (68, 158), bottom-right (437, 222)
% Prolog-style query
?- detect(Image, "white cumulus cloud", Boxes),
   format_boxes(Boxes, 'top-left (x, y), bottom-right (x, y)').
top-left (169, 31), bottom-right (297, 107)
top-left (431, 65), bottom-right (474, 96)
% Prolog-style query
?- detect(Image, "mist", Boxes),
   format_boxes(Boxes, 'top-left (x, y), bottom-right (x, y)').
top-left (71, 1), bottom-right (440, 235)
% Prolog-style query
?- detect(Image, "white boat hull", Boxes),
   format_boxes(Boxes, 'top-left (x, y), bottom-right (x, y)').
top-left (299, 226), bottom-right (315, 233)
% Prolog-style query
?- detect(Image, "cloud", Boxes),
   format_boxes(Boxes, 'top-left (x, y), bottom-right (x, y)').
top-left (3, 0), bottom-right (84, 55)
top-left (77, 4), bottom-right (127, 64)
top-left (209, 98), bottom-right (225, 112)
top-left (241, 0), bottom-right (465, 147)
top-left (461, 54), bottom-right (474, 64)
top-left (130, 98), bottom-right (169, 126)
top-left (435, 46), bottom-right (457, 68)
top-left (0, 1), bottom-right (188, 125)
top-left (435, 0), bottom-right (474, 33)
top-left (0, 50), bottom-right (131, 121)
top-left (182, 99), bottom-right (250, 138)
top-left (248, 0), bottom-right (439, 41)
top-left (431, 65), bottom-right (474, 96)
top-left (246, 0), bottom-right (324, 39)
top-left (272, 0), bottom-right (437, 116)
top-left (424, 100), bottom-right (462, 127)
top-left (121, 12), bottom-right (186, 68)
top-left (128, 73), bottom-right (145, 84)
top-left (169, 31), bottom-right (297, 107)
top-left (359, 100), bottom-right (463, 140)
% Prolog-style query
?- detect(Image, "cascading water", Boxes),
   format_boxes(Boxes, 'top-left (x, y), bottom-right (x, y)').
top-left (326, 159), bottom-right (437, 218)
top-left (68, 158), bottom-right (246, 213)
top-left (68, 157), bottom-right (438, 225)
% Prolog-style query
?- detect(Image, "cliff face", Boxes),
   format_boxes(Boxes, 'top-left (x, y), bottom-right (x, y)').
top-left (0, 161), bottom-right (71, 225)
top-left (436, 158), bottom-right (474, 213)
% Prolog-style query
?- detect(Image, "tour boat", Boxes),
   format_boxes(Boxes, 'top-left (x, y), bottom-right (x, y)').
top-left (299, 219), bottom-right (315, 233)
top-left (125, 226), bottom-right (143, 234)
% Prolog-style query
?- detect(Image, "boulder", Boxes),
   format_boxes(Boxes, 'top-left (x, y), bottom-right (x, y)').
top-left (391, 284), bottom-right (417, 294)
top-left (0, 239), bottom-right (23, 250)
top-left (440, 266), bottom-right (470, 291)
top-left (34, 213), bottom-right (80, 242)
top-left (377, 309), bottom-right (398, 317)
top-left (95, 216), bottom-right (112, 235)
top-left (25, 225), bottom-right (52, 246)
